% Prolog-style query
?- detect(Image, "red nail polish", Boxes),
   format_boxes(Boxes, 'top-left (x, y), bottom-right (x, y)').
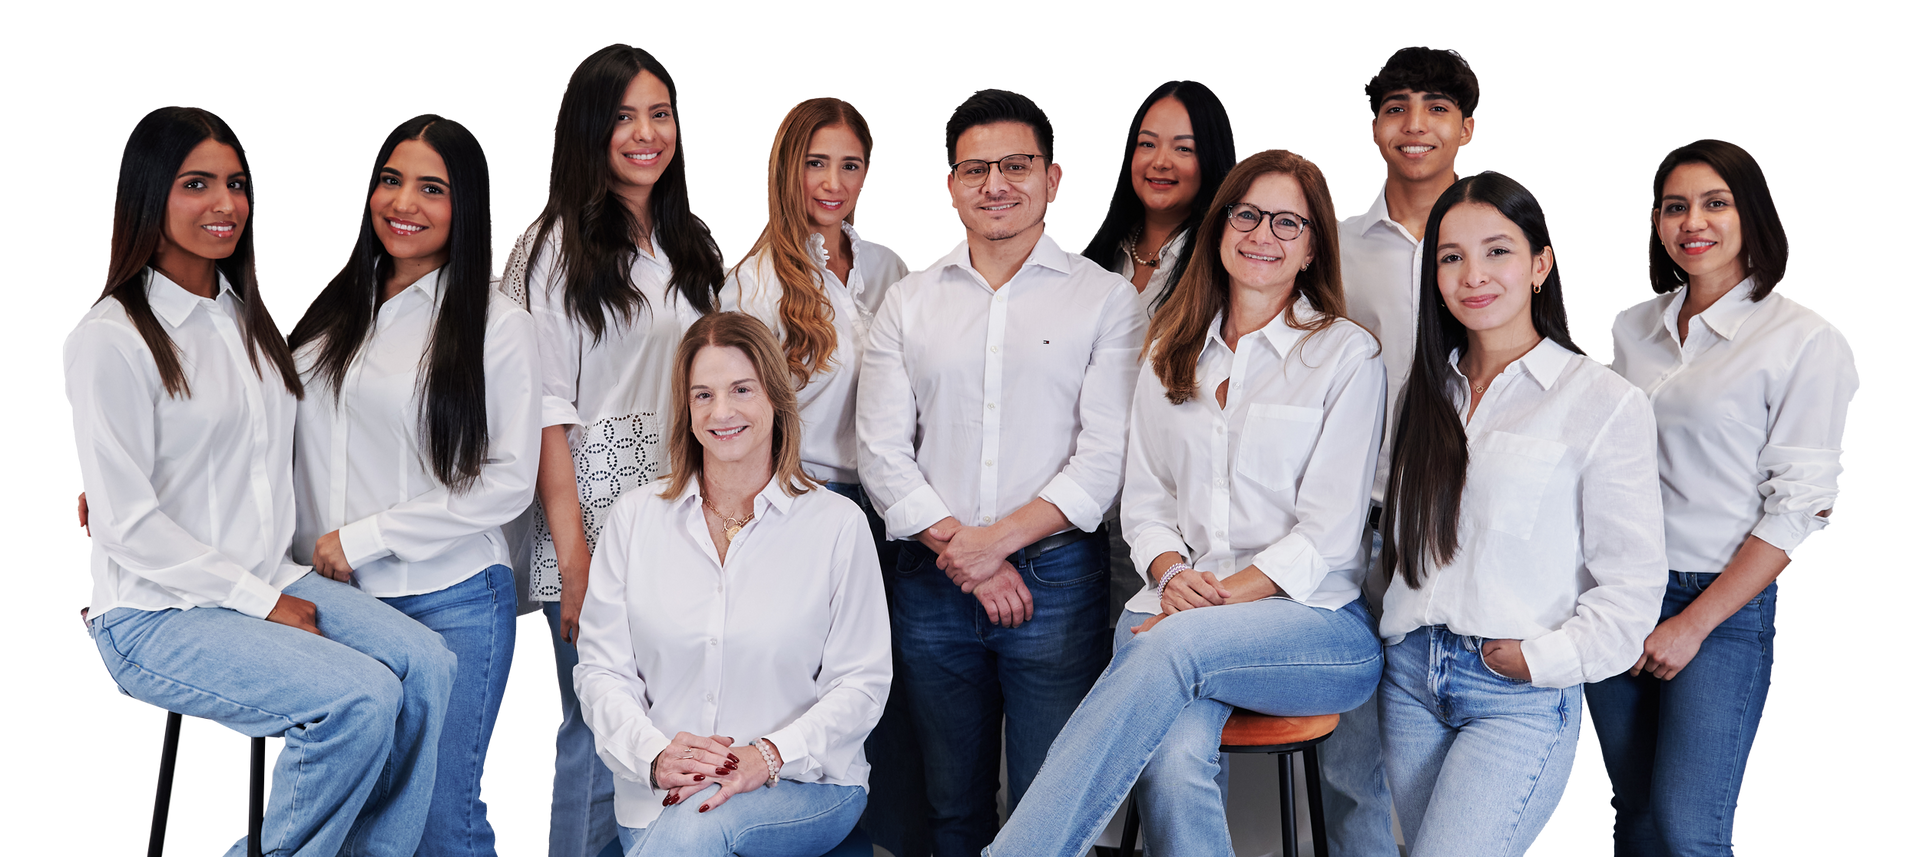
top-left (693, 774), bottom-right (704, 781)
top-left (698, 805), bottom-right (709, 813)
top-left (728, 754), bottom-right (740, 763)
top-left (716, 767), bottom-right (728, 775)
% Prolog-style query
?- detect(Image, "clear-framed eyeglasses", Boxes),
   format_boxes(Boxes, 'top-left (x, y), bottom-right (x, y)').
top-left (1223, 203), bottom-right (1311, 241)
top-left (950, 154), bottom-right (1042, 188)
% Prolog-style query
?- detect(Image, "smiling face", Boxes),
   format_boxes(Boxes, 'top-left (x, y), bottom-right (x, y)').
top-left (1434, 202), bottom-right (1552, 340)
top-left (1657, 162), bottom-right (1746, 291)
top-left (607, 71), bottom-right (677, 198)
top-left (1219, 172), bottom-right (1315, 295)
top-left (948, 121), bottom-right (1060, 243)
top-left (688, 343), bottom-right (775, 469)
top-left (369, 138), bottom-right (453, 271)
top-left (1130, 96), bottom-right (1201, 219)
top-left (1372, 89), bottom-right (1474, 185)
top-left (160, 138), bottom-right (249, 262)
top-left (802, 123), bottom-right (868, 230)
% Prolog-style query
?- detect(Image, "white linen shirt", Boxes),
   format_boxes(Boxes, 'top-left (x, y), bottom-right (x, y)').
top-left (856, 234), bottom-right (1147, 540)
top-left (719, 223), bottom-right (909, 483)
top-left (1378, 340), bottom-right (1667, 689)
top-left (66, 269), bottom-right (306, 620)
top-left (1115, 229), bottom-right (1189, 319)
top-left (291, 269), bottom-right (542, 597)
top-left (1121, 304), bottom-right (1385, 614)
top-left (1610, 279), bottom-right (1857, 572)
top-left (573, 480), bottom-right (891, 829)
top-left (1339, 187), bottom-right (1422, 504)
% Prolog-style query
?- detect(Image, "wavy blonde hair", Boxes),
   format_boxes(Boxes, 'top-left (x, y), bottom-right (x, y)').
top-left (659, 312), bottom-right (817, 500)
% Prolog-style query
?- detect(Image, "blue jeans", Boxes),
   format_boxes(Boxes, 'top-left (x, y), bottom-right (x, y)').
top-left (1312, 525), bottom-right (1401, 856)
top-left (1113, 608), bottom-right (1231, 856)
top-left (380, 563), bottom-right (516, 857)
top-left (1381, 626), bottom-right (1583, 857)
top-left (1585, 573), bottom-right (1777, 857)
top-left (90, 571), bottom-right (455, 857)
top-left (617, 782), bottom-right (865, 857)
top-left (543, 600), bottom-right (624, 857)
top-left (990, 598), bottom-right (1382, 857)
top-left (893, 534), bottom-right (1110, 857)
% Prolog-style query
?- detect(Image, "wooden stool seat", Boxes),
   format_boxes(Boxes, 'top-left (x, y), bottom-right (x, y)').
top-left (1220, 711), bottom-right (1339, 750)
top-left (1118, 709), bottom-right (1342, 856)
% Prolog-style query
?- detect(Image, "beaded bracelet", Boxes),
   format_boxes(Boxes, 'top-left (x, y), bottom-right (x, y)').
top-left (750, 738), bottom-right (781, 788)
top-left (1155, 562), bottom-right (1193, 598)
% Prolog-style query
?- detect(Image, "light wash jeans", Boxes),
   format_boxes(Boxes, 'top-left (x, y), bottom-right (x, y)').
top-left (1313, 524), bottom-right (1403, 856)
top-left (1585, 572), bottom-right (1778, 857)
top-left (1112, 608), bottom-right (1231, 856)
top-left (988, 597), bottom-right (1382, 857)
top-left (543, 600), bottom-right (624, 857)
top-left (381, 563), bottom-right (516, 857)
top-left (90, 571), bottom-right (455, 857)
top-left (617, 782), bottom-right (866, 856)
top-left (1381, 626), bottom-right (1582, 857)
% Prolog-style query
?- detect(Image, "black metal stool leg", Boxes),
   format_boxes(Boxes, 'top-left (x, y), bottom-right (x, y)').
top-left (1277, 750), bottom-right (1298, 857)
top-left (1303, 743), bottom-right (1328, 857)
top-left (1118, 791), bottom-right (1141, 855)
top-left (249, 736), bottom-right (266, 857)
top-left (149, 712), bottom-right (183, 857)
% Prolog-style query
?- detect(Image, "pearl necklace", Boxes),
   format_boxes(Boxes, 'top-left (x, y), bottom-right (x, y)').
top-left (1126, 227), bottom-right (1160, 268)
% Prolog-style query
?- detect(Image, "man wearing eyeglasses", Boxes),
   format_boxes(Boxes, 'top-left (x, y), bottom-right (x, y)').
top-left (857, 89), bottom-right (1146, 856)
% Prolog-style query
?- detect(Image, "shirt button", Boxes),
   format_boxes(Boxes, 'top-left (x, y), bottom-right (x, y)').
top-left (1215, 424), bottom-right (1225, 434)
top-left (1214, 529), bottom-right (1226, 538)
top-left (990, 345), bottom-right (1000, 353)
top-left (1215, 477), bottom-right (1227, 487)
top-left (705, 692), bottom-right (715, 702)
top-left (982, 515), bottom-right (995, 524)
top-left (986, 402), bottom-right (996, 410)
top-left (709, 638), bottom-right (718, 647)
top-left (985, 459), bottom-right (995, 466)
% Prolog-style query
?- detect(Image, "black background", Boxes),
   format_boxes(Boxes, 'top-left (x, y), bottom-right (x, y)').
top-left (37, 23), bottom-right (1881, 853)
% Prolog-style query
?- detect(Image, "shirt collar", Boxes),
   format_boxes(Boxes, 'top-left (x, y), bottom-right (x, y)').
top-left (682, 474), bottom-right (798, 518)
top-left (1653, 277), bottom-right (1763, 345)
top-left (1447, 337), bottom-right (1576, 391)
top-left (147, 267), bottom-right (235, 328)
top-left (1202, 295), bottom-right (1319, 360)
top-left (1360, 184), bottom-right (1419, 243)
top-left (397, 266), bottom-right (446, 305)
top-left (938, 232), bottom-right (1071, 282)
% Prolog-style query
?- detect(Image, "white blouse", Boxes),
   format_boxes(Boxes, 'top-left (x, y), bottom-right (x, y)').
top-left (1339, 187), bottom-right (1423, 506)
top-left (291, 269), bottom-right (542, 597)
top-left (66, 269), bottom-right (304, 620)
top-left (1115, 229), bottom-right (1189, 319)
top-left (521, 228), bottom-right (703, 600)
top-left (719, 223), bottom-right (908, 483)
top-left (1611, 279), bottom-right (1857, 572)
top-left (856, 234), bottom-right (1147, 540)
top-left (1121, 304), bottom-right (1385, 614)
top-left (573, 480), bottom-right (891, 829)
top-left (1378, 340), bottom-right (1667, 689)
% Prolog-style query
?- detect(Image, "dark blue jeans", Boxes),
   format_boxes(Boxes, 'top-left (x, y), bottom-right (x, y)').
top-left (1585, 572), bottom-right (1777, 857)
top-left (893, 532), bottom-right (1110, 857)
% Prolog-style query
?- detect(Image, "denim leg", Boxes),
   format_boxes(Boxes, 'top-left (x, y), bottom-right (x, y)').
top-left (892, 540), bottom-right (1002, 857)
top-left (988, 598), bottom-right (1382, 857)
top-left (995, 536), bottom-right (1111, 813)
top-left (1116, 607), bottom-right (1233, 856)
top-left (92, 572), bottom-right (456, 857)
top-left (382, 564), bottom-right (517, 857)
top-left (1312, 522), bottom-right (1398, 856)
top-left (623, 782), bottom-right (866, 857)
top-left (1590, 574), bottom-right (1776, 857)
top-left (1383, 627), bottom-right (1582, 857)
top-left (544, 600), bottom-right (623, 857)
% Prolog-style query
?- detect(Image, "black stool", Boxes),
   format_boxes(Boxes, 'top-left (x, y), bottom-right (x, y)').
top-left (1118, 710), bottom-right (1339, 857)
top-left (148, 711), bottom-right (266, 857)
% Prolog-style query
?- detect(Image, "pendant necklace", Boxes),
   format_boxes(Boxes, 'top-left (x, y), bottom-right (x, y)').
top-left (703, 496), bottom-right (755, 543)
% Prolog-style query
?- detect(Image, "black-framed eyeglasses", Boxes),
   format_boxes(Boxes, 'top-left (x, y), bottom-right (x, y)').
top-left (950, 154), bottom-right (1042, 187)
top-left (1223, 203), bottom-right (1311, 241)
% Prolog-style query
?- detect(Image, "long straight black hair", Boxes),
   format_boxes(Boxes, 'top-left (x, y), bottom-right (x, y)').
top-left (288, 115), bottom-right (494, 492)
top-left (1082, 81), bottom-right (1236, 313)
top-left (100, 107), bottom-right (301, 399)
top-left (1379, 172), bottom-right (1582, 588)
top-left (530, 44), bottom-right (723, 339)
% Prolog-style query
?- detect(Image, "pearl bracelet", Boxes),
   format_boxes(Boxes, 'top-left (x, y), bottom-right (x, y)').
top-left (1155, 562), bottom-right (1192, 598)
top-left (750, 738), bottom-right (781, 788)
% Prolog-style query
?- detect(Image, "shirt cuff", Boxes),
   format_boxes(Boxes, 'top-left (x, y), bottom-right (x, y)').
top-left (337, 516), bottom-right (391, 569)
top-left (1750, 510), bottom-right (1830, 554)
top-left (626, 731), bottom-right (673, 787)
top-left (224, 573), bottom-right (284, 620)
top-left (542, 395), bottom-right (582, 429)
top-left (759, 727), bottom-right (813, 782)
top-left (1519, 631), bottom-right (1582, 689)
top-left (1129, 531), bottom-right (1188, 584)
top-left (1038, 474), bottom-right (1103, 533)
top-left (1249, 532), bottom-right (1329, 602)
top-left (882, 484), bottom-right (951, 541)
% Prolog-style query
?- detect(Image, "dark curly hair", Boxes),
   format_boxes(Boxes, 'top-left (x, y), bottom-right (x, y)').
top-left (1364, 47), bottom-right (1480, 117)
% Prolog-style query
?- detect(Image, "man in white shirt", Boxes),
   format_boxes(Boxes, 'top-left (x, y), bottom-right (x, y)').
top-left (857, 89), bottom-right (1146, 857)
top-left (1332, 46), bottom-right (1482, 857)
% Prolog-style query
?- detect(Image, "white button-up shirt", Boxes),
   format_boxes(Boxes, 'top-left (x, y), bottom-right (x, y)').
top-left (856, 234), bottom-right (1147, 540)
top-left (573, 480), bottom-right (891, 829)
top-left (720, 223), bottom-right (909, 483)
top-left (1122, 305), bottom-right (1385, 614)
top-left (66, 269), bottom-right (305, 620)
top-left (1610, 279), bottom-right (1857, 572)
top-left (290, 269), bottom-right (542, 597)
top-left (1379, 340), bottom-right (1667, 689)
top-left (1339, 187), bottom-right (1422, 505)
top-left (1115, 229), bottom-right (1189, 319)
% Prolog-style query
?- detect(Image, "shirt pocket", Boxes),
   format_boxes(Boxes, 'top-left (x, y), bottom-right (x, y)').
top-left (1465, 430), bottom-right (1568, 540)
top-left (1235, 404), bottom-right (1324, 494)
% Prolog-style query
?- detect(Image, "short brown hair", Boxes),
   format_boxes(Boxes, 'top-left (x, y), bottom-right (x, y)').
top-left (658, 312), bottom-right (818, 500)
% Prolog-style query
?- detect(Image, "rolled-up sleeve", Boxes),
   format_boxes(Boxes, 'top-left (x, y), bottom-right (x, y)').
top-left (1043, 281), bottom-right (1146, 532)
top-left (1749, 325), bottom-right (1857, 553)
top-left (526, 241), bottom-right (585, 430)
top-left (856, 286), bottom-right (951, 539)
top-left (1121, 368), bottom-right (1189, 580)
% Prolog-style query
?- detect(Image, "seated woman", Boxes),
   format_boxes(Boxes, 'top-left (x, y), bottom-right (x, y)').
top-left (573, 311), bottom-right (892, 857)
top-left (69, 107), bottom-right (454, 856)
top-left (1375, 172), bottom-right (1666, 857)
top-left (989, 150), bottom-right (1387, 857)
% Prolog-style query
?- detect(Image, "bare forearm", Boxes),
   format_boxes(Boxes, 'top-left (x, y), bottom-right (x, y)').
top-left (537, 426), bottom-right (590, 564)
top-left (983, 498), bottom-right (1072, 555)
top-left (1224, 565), bottom-right (1283, 604)
top-left (1679, 534), bottom-right (1790, 632)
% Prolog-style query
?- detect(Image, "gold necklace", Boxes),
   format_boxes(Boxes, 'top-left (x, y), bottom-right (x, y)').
top-left (702, 496), bottom-right (755, 543)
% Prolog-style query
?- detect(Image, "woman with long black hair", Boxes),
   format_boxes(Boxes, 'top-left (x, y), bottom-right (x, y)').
top-left (69, 106), bottom-right (454, 856)
top-left (496, 43), bottom-right (726, 857)
top-left (288, 114), bottom-right (540, 857)
top-left (1375, 172), bottom-right (1666, 856)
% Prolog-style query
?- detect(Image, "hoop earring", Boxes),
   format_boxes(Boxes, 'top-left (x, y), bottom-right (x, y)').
top-left (1533, 282), bottom-right (1542, 294)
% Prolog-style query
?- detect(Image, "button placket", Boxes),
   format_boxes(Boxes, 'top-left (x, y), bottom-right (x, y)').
top-left (978, 285), bottom-right (1009, 527)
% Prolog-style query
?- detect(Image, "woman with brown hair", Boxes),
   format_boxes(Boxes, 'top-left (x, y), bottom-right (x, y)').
top-left (986, 151), bottom-right (1387, 857)
top-left (573, 312), bottom-right (892, 856)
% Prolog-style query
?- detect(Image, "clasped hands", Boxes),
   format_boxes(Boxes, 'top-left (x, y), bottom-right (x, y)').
top-left (1131, 556), bottom-right (1275, 637)
top-left (919, 518), bottom-right (1033, 628)
top-left (651, 731), bottom-right (777, 814)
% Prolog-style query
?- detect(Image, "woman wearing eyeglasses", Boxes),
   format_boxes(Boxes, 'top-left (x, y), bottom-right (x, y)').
top-left (985, 150), bottom-right (1386, 857)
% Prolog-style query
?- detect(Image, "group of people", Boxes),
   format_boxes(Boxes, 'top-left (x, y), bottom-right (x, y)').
top-left (68, 41), bottom-right (1854, 857)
